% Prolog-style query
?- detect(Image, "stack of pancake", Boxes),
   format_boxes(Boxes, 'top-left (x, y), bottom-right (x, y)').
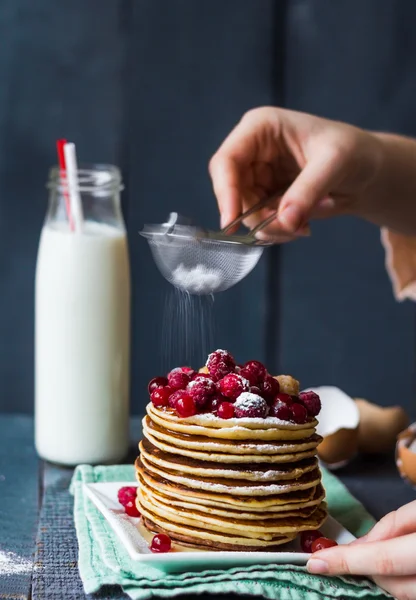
top-left (135, 397), bottom-right (326, 551)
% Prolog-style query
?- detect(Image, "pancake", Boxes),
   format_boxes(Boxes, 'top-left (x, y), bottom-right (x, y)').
top-left (140, 438), bottom-right (318, 481)
top-left (143, 417), bottom-right (322, 457)
top-left (136, 462), bottom-right (320, 508)
top-left (138, 486), bottom-right (327, 537)
top-left (140, 480), bottom-right (323, 519)
top-left (143, 517), bottom-right (295, 551)
top-left (139, 455), bottom-right (321, 496)
top-left (148, 405), bottom-right (317, 441)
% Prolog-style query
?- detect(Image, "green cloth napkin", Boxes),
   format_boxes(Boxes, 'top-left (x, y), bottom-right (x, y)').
top-left (71, 465), bottom-right (390, 600)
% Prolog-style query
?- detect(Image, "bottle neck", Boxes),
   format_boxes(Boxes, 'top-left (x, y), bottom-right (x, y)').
top-left (46, 165), bottom-right (125, 231)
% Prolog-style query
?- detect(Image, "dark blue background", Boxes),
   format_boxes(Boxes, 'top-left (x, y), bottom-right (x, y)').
top-left (0, 0), bottom-right (415, 416)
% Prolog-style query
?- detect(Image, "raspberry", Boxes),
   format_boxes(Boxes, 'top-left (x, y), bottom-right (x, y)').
top-left (176, 395), bottom-right (197, 417)
top-left (124, 500), bottom-right (141, 518)
top-left (187, 376), bottom-right (216, 407)
top-left (218, 373), bottom-right (249, 400)
top-left (240, 360), bottom-right (267, 384)
top-left (150, 386), bottom-right (173, 407)
top-left (167, 368), bottom-right (191, 390)
top-left (234, 392), bottom-right (268, 418)
top-left (148, 376), bottom-right (168, 394)
top-left (274, 392), bottom-right (293, 406)
top-left (217, 401), bottom-right (235, 419)
top-left (300, 530), bottom-right (322, 553)
top-left (192, 372), bottom-right (211, 380)
top-left (299, 391), bottom-right (321, 417)
top-left (311, 537), bottom-right (338, 552)
top-left (270, 401), bottom-right (292, 421)
top-left (168, 390), bottom-right (191, 409)
top-left (206, 349), bottom-right (236, 381)
top-left (181, 366), bottom-right (195, 375)
top-left (150, 533), bottom-right (171, 553)
top-left (259, 375), bottom-right (280, 401)
top-left (290, 403), bottom-right (308, 424)
top-left (117, 486), bottom-right (137, 507)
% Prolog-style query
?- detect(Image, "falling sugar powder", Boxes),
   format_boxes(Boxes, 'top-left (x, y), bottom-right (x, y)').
top-left (0, 550), bottom-right (32, 576)
top-left (171, 264), bottom-right (223, 295)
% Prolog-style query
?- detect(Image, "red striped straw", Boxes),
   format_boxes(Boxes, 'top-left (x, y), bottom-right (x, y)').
top-left (56, 138), bottom-right (75, 231)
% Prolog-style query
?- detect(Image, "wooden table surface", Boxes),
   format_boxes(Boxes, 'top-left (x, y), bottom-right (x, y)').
top-left (0, 414), bottom-right (414, 600)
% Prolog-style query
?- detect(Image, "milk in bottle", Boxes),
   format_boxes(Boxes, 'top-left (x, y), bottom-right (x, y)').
top-left (35, 166), bottom-right (130, 465)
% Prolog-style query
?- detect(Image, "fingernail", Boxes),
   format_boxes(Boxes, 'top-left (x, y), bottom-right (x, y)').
top-left (295, 224), bottom-right (311, 238)
top-left (307, 559), bottom-right (329, 574)
top-left (278, 205), bottom-right (301, 232)
top-left (220, 214), bottom-right (229, 229)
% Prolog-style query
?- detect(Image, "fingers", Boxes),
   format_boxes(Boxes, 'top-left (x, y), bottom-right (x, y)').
top-left (277, 149), bottom-right (345, 233)
top-left (307, 533), bottom-right (416, 577)
top-left (209, 154), bottom-right (242, 229)
top-left (373, 575), bottom-right (416, 600)
top-left (357, 501), bottom-right (416, 545)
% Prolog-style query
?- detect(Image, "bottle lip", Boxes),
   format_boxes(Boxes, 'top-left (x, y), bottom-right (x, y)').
top-left (47, 163), bottom-right (124, 193)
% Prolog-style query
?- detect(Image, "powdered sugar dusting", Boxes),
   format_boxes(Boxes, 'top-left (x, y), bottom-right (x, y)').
top-left (171, 264), bottom-right (222, 294)
top-left (0, 550), bottom-right (32, 576)
top-left (235, 392), bottom-right (267, 410)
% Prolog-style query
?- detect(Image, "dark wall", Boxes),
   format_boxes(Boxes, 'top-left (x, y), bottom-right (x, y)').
top-left (0, 0), bottom-right (414, 416)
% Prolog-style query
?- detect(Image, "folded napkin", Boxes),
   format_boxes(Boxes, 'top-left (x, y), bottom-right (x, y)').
top-left (71, 465), bottom-right (390, 600)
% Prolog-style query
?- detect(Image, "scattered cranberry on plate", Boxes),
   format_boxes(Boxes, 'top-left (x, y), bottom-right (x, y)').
top-left (150, 533), bottom-right (172, 553)
top-left (311, 537), bottom-right (338, 552)
top-left (300, 530), bottom-right (322, 553)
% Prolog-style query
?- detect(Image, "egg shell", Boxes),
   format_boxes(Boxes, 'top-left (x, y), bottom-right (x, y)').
top-left (304, 386), bottom-right (360, 469)
top-left (396, 422), bottom-right (416, 487)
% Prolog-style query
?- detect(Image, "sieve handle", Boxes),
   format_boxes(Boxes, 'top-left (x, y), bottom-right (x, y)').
top-left (220, 188), bottom-right (287, 235)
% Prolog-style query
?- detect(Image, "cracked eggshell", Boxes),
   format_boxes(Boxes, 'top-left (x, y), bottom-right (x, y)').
top-left (396, 421), bottom-right (416, 487)
top-left (355, 399), bottom-right (409, 454)
top-left (305, 386), bottom-right (360, 469)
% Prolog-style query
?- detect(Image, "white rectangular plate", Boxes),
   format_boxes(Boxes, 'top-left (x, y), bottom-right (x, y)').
top-left (84, 482), bottom-right (355, 573)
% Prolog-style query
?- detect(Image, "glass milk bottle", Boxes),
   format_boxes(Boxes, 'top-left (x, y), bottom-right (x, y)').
top-left (35, 165), bottom-right (131, 465)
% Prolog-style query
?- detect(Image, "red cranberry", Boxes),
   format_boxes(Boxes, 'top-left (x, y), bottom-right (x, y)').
top-left (290, 403), bottom-right (308, 424)
top-left (167, 368), bottom-right (191, 390)
top-left (250, 386), bottom-right (262, 396)
top-left (300, 530), bottom-right (322, 553)
top-left (299, 391), bottom-right (322, 417)
top-left (217, 401), bottom-right (235, 419)
top-left (150, 386), bottom-right (173, 407)
top-left (124, 500), bottom-right (141, 518)
top-left (168, 390), bottom-right (191, 409)
top-left (148, 376), bottom-right (168, 394)
top-left (259, 375), bottom-right (280, 401)
top-left (176, 395), bottom-right (197, 417)
top-left (117, 486), bottom-right (137, 507)
top-left (181, 366), bottom-right (195, 376)
top-left (274, 392), bottom-right (293, 406)
top-left (206, 349), bottom-right (236, 381)
top-left (311, 537), bottom-right (338, 552)
top-left (234, 392), bottom-right (268, 418)
top-left (150, 533), bottom-right (172, 553)
top-left (218, 373), bottom-right (249, 400)
top-left (205, 394), bottom-right (226, 413)
top-left (270, 401), bottom-right (292, 421)
top-left (187, 376), bottom-right (216, 407)
top-left (240, 360), bottom-right (267, 384)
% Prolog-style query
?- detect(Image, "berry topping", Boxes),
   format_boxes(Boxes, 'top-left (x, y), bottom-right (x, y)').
top-left (274, 392), bottom-right (293, 406)
top-left (311, 537), bottom-right (338, 552)
top-left (206, 349), bottom-right (236, 381)
top-left (168, 390), bottom-right (191, 409)
top-left (218, 373), bottom-right (249, 400)
top-left (240, 360), bottom-right (267, 384)
top-left (148, 376), bottom-right (168, 394)
top-left (124, 500), bottom-right (141, 518)
top-left (150, 533), bottom-right (172, 553)
top-left (167, 368), bottom-right (191, 390)
top-left (259, 374), bottom-right (280, 401)
top-left (176, 395), bottom-right (197, 418)
top-left (150, 386), bottom-right (173, 407)
top-left (290, 402), bottom-right (309, 424)
top-left (249, 386), bottom-right (262, 396)
top-left (270, 401), bottom-right (292, 421)
top-left (187, 376), bottom-right (216, 407)
top-left (300, 530), bottom-right (322, 553)
top-left (117, 486), bottom-right (137, 507)
top-left (192, 371), bottom-right (211, 380)
top-left (299, 391), bottom-right (321, 417)
top-left (181, 366), bottom-right (195, 375)
top-left (234, 392), bottom-right (268, 419)
top-left (217, 401), bottom-right (235, 419)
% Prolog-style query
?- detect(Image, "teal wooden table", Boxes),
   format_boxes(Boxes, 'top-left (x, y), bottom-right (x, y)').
top-left (0, 414), bottom-right (414, 600)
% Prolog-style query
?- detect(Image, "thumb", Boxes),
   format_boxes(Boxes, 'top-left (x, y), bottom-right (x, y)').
top-left (277, 149), bottom-right (344, 233)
